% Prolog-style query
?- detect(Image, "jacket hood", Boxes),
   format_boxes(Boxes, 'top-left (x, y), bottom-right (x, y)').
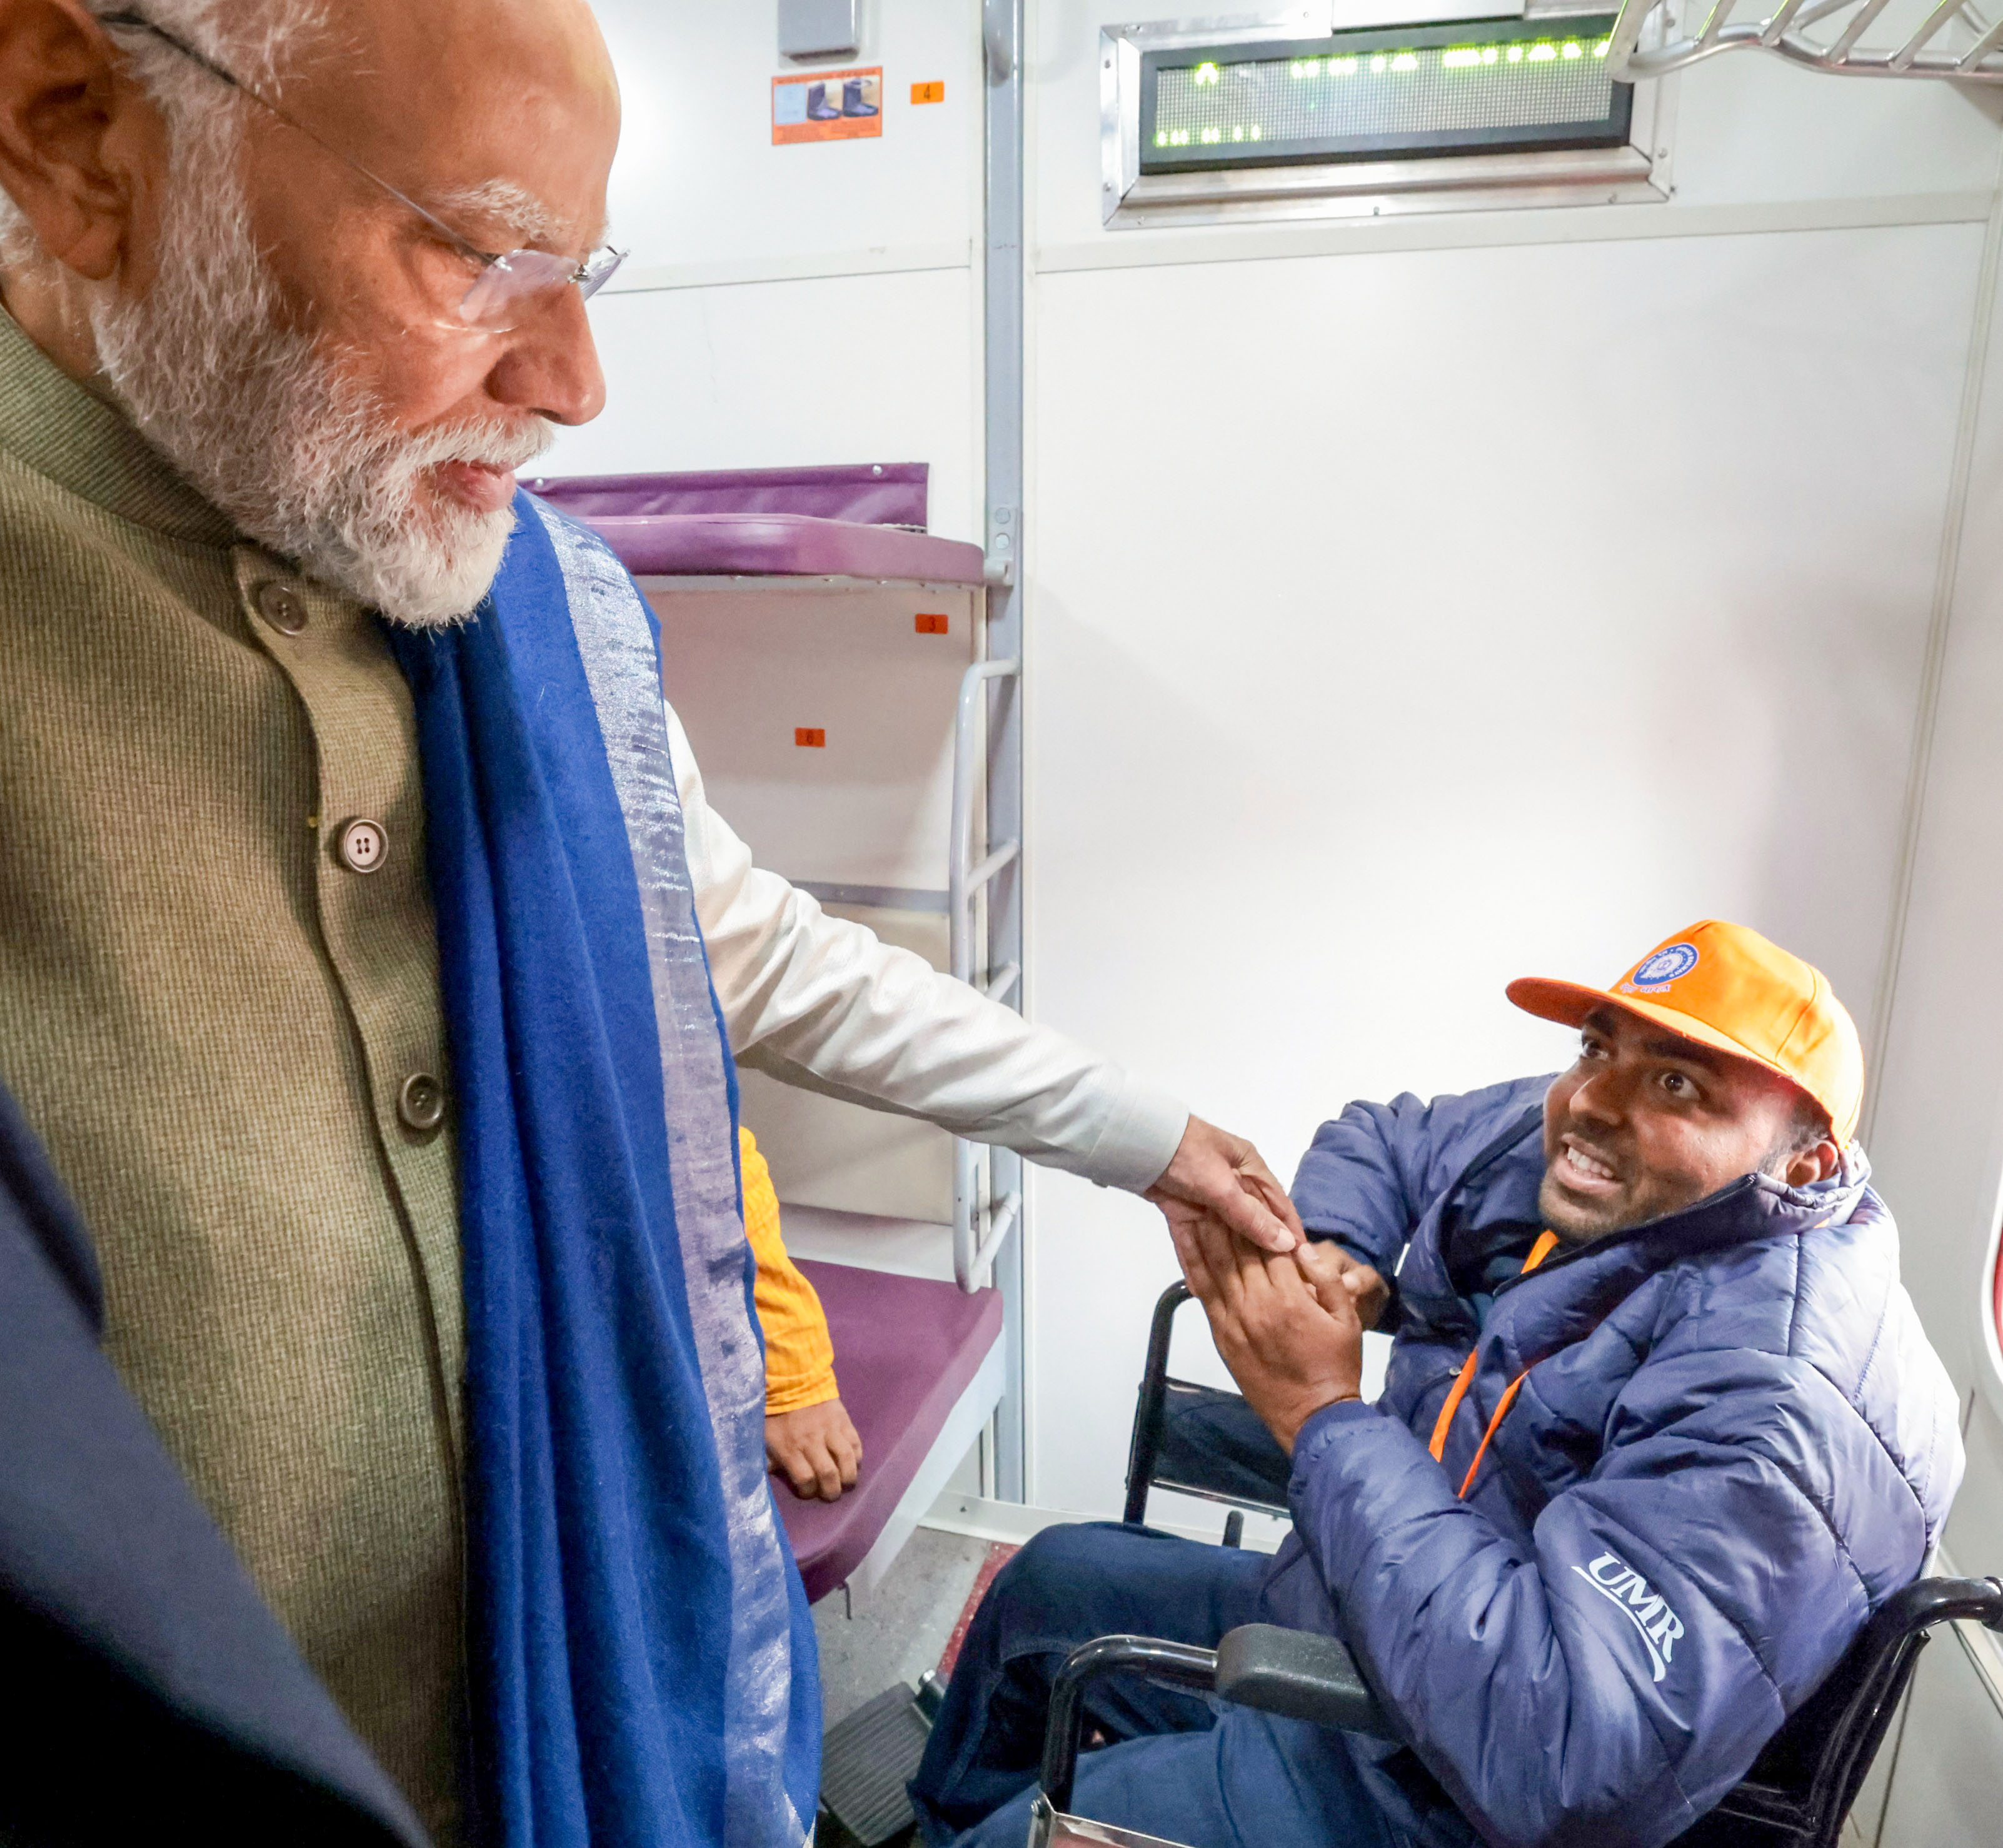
top-left (1397, 1116), bottom-right (1875, 1343)
top-left (1529, 1138), bottom-right (1874, 1287)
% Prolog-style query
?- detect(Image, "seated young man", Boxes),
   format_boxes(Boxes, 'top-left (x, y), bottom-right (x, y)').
top-left (741, 1127), bottom-right (864, 1502)
top-left (912, 921), bottom-right (1964, 1848)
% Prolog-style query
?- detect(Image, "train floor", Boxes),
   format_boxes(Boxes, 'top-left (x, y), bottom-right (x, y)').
top-left (815, 1525), bottom-right (1016, 1847)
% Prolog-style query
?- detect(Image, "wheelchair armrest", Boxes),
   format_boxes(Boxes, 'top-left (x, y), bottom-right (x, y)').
top-left (1040, 1634), bottom-right (1219, 1812)
top-left (1215, 1624), bottom-right (1398, 1740)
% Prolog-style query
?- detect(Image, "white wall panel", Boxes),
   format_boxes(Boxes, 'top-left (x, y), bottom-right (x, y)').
top-left (1020, 224), bottom-right (1982, 1512)
top-left (643, 581), bottom-right (979, 890)
top-left (1875, 233), bottom-right (2003, 1559)
top-left (1946, 1397), bottom-right (2003, 1577)
top-left (539, 267), bottom-right (981, 541)
top-left (542, 1), bottom-right (986, 540)
top-left (1667, 59), bottom-right (2000, 210)
top-left (591, 0), bottom-right (980, 269)
top-left (1863, 201), bottom-right (2003, 1413)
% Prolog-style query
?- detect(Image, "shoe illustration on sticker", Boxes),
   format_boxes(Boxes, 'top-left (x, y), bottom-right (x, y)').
top-left (773, 67), bottom-right (884, 144)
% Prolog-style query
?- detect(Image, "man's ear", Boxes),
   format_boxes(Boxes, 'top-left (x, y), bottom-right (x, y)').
top-left (0, 0), bottom-right (155, 280)
top-left (1779, 1138), bottom-right (1842, 1190)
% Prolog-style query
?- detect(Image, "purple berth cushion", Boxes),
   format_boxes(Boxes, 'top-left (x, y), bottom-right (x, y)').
top-left (524, 462), bottom-right (930, 528)
top-left (776, 1260), bottom-right (1003, 1605)
top-left (577, 511), bottom-right (985, 585)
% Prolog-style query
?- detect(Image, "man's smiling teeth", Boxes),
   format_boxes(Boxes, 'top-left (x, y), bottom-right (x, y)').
top-left (1565, 1145), bottom-right (1618, 1183)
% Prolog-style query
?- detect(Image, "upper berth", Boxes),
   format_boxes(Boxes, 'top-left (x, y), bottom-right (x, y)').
top-left (525, 463), bottom-right (986, 586)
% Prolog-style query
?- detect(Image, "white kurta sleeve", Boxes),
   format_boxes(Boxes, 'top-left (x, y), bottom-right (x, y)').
top-left (669, 703), bottom-right (1187, 1192)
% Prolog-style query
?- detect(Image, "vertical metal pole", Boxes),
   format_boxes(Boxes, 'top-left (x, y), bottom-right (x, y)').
top-left (983, 0), bottom-right (1027, 1502)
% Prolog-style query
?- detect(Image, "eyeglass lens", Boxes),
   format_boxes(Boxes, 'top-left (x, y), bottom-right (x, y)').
top-left (457, 246), bottom-right (627, 329)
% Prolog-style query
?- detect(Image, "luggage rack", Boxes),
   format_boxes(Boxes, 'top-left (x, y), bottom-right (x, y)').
top-left (1609, 0), bottom-right (2003, 81)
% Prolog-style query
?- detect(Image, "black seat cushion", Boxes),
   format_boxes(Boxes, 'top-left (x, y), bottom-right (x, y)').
top-left (1155, 1383), bottom-right (1292, 1512)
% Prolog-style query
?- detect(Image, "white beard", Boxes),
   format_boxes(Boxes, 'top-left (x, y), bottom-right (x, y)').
top-left (88, 120), bottom-right (551, 628)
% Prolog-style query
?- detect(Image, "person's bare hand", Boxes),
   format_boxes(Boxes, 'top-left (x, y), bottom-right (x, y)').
top-left (1292, 1238), bottom-right (1390, 1332)
top-left (1172, 1210), bottom-right (1364, 1453)
top-left (1145, 1115), bottom-right (1303, 1255)
top-left (766, 1398), bottom-right (863, 1501)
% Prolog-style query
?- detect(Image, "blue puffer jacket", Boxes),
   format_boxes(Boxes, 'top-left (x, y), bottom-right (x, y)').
top-left (1259, 1075), bottom-right (1963, 1848)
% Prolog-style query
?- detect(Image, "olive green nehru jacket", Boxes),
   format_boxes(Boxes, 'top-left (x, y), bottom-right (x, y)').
top-left (0, 308), bottom-right (469, 1841)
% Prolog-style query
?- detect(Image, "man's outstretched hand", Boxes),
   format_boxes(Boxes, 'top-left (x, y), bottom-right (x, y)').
top-left (1145, 1115), bottom-right (1304, 1255)
top-left (1293, 1237), bottom-right (1391, 1333)
top-left (766, 1398), bottom-right (863, 1501)
top-left (1173, 1209), bottom-right (1365, 1454)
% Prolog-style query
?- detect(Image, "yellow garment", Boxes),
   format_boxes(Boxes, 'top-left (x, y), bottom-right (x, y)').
top-left (741, 1128), bottom-right (840, 1415)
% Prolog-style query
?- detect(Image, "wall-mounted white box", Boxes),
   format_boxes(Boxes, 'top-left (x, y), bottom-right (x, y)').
top-left (780, 0), bottom-right (859, 59)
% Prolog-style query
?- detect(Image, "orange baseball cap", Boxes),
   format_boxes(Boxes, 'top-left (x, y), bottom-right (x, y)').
top-left (1506, 920), bottom-right (1864, 1147)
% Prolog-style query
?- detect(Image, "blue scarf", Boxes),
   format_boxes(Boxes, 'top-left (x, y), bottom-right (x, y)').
top-left (388, 493), bottom-right (818, 1848)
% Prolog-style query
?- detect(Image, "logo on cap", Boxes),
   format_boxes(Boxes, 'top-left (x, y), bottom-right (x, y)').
top-left (1626, 942), bottom-right (1699, 993)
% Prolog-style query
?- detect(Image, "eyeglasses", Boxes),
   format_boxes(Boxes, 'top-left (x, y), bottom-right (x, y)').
top-left (99, 10), bottom-right (626, 331)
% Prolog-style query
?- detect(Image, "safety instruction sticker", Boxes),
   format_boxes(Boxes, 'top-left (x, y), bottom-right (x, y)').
top-left (773, 67), bottom-right (883, 144)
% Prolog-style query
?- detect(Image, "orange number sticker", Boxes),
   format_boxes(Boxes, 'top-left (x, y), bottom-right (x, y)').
top-left (795, 727), bottom-right (826, 748)
top-left (915, 613), bottom-right (949, 635)
top-left (911, 81), bottom-right (945, 104)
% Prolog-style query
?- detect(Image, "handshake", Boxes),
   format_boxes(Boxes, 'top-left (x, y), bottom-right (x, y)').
top-left (1143, 1113), bottom-right (1387, 1454)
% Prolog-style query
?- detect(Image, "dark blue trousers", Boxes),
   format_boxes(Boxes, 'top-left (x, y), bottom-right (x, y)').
top-left (909, 1523), bottom-right (1410, 1848)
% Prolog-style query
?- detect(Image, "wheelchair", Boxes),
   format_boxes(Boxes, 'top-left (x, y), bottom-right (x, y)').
top-left (1025, 1282), bottom-right (2003, 1848)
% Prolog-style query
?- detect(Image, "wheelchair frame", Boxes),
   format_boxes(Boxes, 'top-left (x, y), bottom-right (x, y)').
top-left (1105, 1280), bottom-right (2003, 1847)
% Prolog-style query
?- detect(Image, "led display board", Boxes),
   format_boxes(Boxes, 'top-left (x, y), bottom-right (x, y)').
top-left (1139, 16), bottom-right (1632, 173)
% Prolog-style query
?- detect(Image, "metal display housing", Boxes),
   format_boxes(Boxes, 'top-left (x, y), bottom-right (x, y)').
top-left (1103, 6), bottom-right (1675, 228)
top-left (1138, 19), bottom-right (1633, 176)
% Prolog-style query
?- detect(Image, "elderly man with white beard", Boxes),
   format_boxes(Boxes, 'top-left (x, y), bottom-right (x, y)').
top-left (0, 3), bottom-right (1306, 1844)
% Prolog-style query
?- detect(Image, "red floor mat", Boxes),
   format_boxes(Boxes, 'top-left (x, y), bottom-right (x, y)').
top-left (936, 1540), bottom-right (1018, 1680)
